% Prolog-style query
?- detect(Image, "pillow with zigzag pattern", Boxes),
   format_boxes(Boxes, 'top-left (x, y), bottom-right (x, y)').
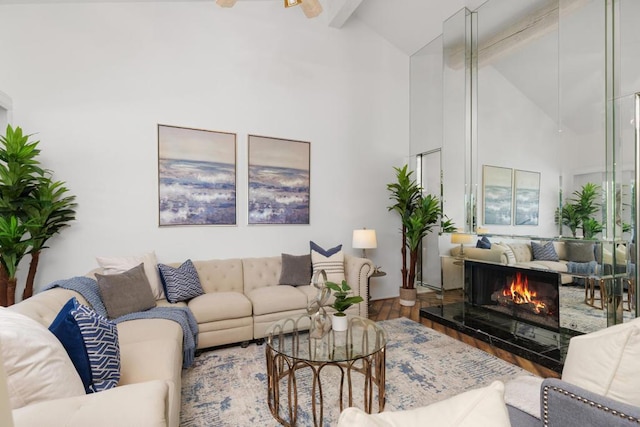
top-left (158, 259), bottom-right (204, 303)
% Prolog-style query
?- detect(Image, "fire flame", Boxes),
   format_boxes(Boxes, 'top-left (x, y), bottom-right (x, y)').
top-left (502, 272), bottom-right (546, 314)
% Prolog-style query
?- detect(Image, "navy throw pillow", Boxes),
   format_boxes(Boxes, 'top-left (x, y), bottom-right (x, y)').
top-left (49, 297), bottom-right (121, 393)
top-left (49, 297), bottom-right (93, 392)
top-left (531, 241), bottom-right (559, 261)
top-left (476, 236), bottom-right (491, 249)
top-left (158, 259), bottom-right (204, 303)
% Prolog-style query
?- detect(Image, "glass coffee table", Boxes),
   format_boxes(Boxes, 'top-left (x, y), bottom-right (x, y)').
top-left (265, 314), bottom-right (387, 427)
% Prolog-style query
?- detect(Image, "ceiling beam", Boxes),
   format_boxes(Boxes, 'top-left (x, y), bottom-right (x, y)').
top-left (327, 0), bottom-right (363, 29)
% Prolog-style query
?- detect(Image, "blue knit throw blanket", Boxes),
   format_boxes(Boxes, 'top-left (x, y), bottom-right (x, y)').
top-left (566, 260), bottom-right (599, 276)
top-left (44, 276), bottom-right (198, 369)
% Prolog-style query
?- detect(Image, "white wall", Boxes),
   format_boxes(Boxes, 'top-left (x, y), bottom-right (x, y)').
top-left (476, 65), bottom-right (560, 237)
top-left (0, 2), bottom-right (409, 300)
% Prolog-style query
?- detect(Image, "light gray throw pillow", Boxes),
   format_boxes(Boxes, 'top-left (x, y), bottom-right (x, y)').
top-left (96, 263), bottom-right (157, 319)
top-left (279, 253), bottom-right (312, 286)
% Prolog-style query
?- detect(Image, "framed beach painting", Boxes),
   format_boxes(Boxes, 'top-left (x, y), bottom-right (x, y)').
top-left (248, 135), bottom-right (310, 225)
top-left (158, 124), bottom-right (236, 226)
top-left (514, 169), bottom-right (540, 226)
top-left (483, 165), bottom-right (512, 225)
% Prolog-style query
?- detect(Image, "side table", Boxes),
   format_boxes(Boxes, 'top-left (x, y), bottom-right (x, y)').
top-left (368, 269), bottom-right (386, 310)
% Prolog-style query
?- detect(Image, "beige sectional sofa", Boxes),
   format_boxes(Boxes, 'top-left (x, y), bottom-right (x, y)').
top-left (166, 254), bottom-right (373, 348)
top-left (451, 239), bottom-right (611, 284)
top-left (2, 253), bottom-right (373, 427)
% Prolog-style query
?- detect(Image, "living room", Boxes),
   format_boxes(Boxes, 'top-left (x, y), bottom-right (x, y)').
top-left (1, 0), bottom-right (640, 426)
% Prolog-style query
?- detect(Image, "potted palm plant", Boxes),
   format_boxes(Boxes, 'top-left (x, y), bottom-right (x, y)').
top-left (326, 280), bottom-right (363, 331)
top-left (387, 165), bottom-right (442, 306)
top-left (0, 125), bottom-right (77, 306)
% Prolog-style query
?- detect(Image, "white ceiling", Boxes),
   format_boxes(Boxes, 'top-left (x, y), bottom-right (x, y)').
top-left (0, 0), bottom-right (488, 57)
top-left (351, 0), bottom-right (488, 56)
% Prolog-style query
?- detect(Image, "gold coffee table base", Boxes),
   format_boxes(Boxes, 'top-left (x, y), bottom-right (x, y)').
top-left (265, 315), bottom-right (386, 427)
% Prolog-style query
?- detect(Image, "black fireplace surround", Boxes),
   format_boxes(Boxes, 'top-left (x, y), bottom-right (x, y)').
top-left (465, 260), bottom-right (561, 332)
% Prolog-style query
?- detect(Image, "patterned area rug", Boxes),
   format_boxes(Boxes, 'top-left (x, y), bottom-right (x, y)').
top-left (559, 285), bottom-right (634, 334)
top-left (180, 317), bottom-right (530, 426)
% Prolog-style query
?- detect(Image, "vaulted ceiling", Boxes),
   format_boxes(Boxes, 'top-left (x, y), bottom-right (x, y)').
top-left (0, 0), bottom-right (488, 56)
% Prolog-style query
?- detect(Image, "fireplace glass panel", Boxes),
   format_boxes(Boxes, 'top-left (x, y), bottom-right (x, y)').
top-left (465, 260), bottom-right (561, 331)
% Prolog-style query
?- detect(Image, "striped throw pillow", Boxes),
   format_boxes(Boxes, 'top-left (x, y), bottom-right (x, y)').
top-left (310, 242), bottom-right (345, 284)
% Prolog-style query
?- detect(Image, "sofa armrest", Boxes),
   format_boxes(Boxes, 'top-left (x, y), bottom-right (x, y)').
top-left (344, 254), bottom-right (375, 318)
top-left (541, 378), bottom-right (640, 427)
top-left (450, 246), bottom-right (507, 264)
top-left (13, 380), bottom-right (170, 427)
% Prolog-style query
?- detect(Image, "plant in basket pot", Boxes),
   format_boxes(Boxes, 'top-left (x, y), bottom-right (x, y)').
top-left (387, 165), bottom-right (442, 307)
top-left (326, 280), bottom-right (363, 332)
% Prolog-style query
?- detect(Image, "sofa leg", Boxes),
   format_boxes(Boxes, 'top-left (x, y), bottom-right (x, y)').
top-left (241, 341), bottom-right (250, 348)
top-left (255, 338), bottom-right (264, 346)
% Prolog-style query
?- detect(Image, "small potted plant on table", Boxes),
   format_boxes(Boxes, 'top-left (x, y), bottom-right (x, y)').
top-left (326, 280), bottom-right (363, 332)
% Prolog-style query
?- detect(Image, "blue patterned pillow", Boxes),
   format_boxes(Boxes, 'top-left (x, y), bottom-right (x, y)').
top-left (49, 298), bottom-right (93, 392)
top-left (158, 259), bottom-right (204, 303)
top-left (67, 299), bottom-right (120, 393)
top-left (531, 241), bottom-right (559, 262)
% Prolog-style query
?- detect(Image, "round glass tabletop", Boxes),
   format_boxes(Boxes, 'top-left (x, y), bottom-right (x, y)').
top-left (266, 314), bottom-right (387, 363)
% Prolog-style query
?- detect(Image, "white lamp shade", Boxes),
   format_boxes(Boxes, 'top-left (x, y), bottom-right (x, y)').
top-left (352, 229), bottom-right (377, 249)
top-left (451, 233), bottom-right (474, 245)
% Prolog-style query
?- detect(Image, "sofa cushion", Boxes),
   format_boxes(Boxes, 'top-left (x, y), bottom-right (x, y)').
top-left (96, 251), bottom-right (165, 300)
top-left (49, 297), bottom-right (93, 392)
top-left (531, 241), bottom-right (559, 261)
top-left (70, 302), bottom-right (121, 393)
top-left (248, 286), bottom-right (308, 316)
top-left (0, 307), bottom-right (85, 409)
top-left (337, 381), bottom-right (510, 427)
top-left (158, 259), bottom-right (204, 303)
top-left (279, 253), bottom-right (312, 286)
top-left (188, 291), bottom-right (252, 323)
top-left (562, 317), bottom-right (640, 407)
top-left (96, 263), bottom-right (157, 319)
top-left (566, 241), bottom-right (596, 263)
top-left (524, 260), bottom-right (568, 273)
top-left (311, 241), bottom-right (345, 284)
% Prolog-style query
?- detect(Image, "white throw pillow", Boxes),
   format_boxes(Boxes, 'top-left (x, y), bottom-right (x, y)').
top-left (0, 308), bottom-right (85, 409)
top-left (337, 381), bottom-right (511, 427)
top-left (96, 251), bottom-right (165, 300)
top-left (562, 317), bottom-right (640, 407)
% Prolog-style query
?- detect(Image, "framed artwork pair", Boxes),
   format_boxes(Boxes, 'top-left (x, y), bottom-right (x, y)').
top-left (157, 124), bottom-right (310, 226)
top-left (482, 165), bottom-right (540, 226)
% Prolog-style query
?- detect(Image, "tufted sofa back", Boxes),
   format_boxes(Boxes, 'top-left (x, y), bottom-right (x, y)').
top-left (241, 257), bottom-right (282, 293)
top-left (188, 259), bottom-right (244, 293)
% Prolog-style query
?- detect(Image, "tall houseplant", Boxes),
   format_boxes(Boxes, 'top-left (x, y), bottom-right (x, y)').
top-left (387, 165), bottom-right (442, 306)
top-left (558, 183), bottom-right (602, 239)
top-left (0, 125), bottom-right (77, 305)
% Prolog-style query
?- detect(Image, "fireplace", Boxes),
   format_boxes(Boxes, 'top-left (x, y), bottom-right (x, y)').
top-left (464, 261), bottom-right (561, 331)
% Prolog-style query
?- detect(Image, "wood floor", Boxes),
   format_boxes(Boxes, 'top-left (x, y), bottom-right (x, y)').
top-left (368, 289), bottom-right (560, 379)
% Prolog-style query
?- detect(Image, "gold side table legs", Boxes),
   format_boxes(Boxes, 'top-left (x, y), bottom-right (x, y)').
top-left (266, 346), bottom-right (386, 427)
top-left (585, 277), bottom-right (607, 309)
